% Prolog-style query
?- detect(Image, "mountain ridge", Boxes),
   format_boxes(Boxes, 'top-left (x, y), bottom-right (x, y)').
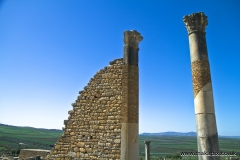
top-left (140, 131), bottom-right (240, 138)
top-left (0, 123), bottom-right (62, 131)
top-left (140, 131), bottom-right (197, 136)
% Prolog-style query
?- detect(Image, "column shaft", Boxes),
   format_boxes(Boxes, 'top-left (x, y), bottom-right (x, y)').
top-left (183, 12), bottom-right (220, 160)
top-left (121, 30), bottom-right (143, 160)
top-left (144, 141), bottom-right (150, 160)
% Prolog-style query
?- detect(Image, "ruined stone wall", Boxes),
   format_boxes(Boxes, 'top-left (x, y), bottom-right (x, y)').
top-left (46, 58), bottom-right (123, 160)
top-left (19, 149), bottom-right (50, 160)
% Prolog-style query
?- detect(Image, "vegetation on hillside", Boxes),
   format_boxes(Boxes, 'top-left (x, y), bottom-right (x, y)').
top-left (0, 124), bottom-right (63, 155)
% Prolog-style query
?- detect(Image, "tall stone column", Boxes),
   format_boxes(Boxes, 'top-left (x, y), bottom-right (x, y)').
top-left (121, 30), bottom-right (143, 160)
top-left (183, 12), bottom-right (220, 160)
top-left (144, 141), bottom-right (151, 160)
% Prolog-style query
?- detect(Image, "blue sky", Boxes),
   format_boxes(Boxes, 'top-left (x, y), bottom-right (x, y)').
top-left (0, 1), bottom-right (239, 136)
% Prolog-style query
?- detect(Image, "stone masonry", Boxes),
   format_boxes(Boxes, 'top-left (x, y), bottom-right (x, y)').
top-left (46, 58), bottom-right (123, 160)
top-left (19, 149), bottom-right (50, 160)
top-left (46, 31), bottom-right (142, 160)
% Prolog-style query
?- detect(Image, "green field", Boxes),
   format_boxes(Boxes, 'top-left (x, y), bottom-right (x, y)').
top-left (0, 124), bottom-right (63, 154)
top-left (0, 124), bottom-right (239, 159)
top-left (139, 135), bottom-right (240, 159)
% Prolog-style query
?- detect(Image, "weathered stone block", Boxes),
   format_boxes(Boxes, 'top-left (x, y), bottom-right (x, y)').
top-left (55, 145), bottom-right (61, 150)
top-left (80, 148), bottom-right (87, 153)
top-left (64, 120), bottom-right (68, 125)
top-left (114, 139), bottom-right (121, 143)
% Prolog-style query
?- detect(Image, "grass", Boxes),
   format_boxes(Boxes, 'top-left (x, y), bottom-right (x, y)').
top-left (139, 135), bottom-right (240, 159)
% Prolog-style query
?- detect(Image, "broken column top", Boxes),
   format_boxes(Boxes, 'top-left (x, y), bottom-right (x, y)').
top-left (124, 30), bottom-right (143, 48)
top-left (123, 30), bottom-right (143, 65)
top-left (144, 141), bottom-right (151, 145)
top-left (183, 12), bottom-right (208, 35)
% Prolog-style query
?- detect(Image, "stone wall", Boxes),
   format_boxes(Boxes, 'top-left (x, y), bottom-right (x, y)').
top-left (19, 149), bottom-right (50, 160)
top-left (46, 58), bottom-right (124, 160)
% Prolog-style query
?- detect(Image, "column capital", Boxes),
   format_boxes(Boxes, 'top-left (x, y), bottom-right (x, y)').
top-left (183, 12), bottom-right (208, 35)
top-left (124, 30), bottom-right (143, 48)
top-left (144, 141), bottom-right (151, 145)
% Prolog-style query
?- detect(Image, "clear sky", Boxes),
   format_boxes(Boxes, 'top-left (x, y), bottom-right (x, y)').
top-left (0, 0), bottom-right (239, 136)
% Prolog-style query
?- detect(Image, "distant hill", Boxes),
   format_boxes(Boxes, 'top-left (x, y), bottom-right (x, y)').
top-left (140, 131), bottom-right (240, 138)
top-left (0, 123), bottom-right (63, 154)
top-left (0, 123), bottom-right (62, 132)
top-left (140, 131), bottom-right (197, 136)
